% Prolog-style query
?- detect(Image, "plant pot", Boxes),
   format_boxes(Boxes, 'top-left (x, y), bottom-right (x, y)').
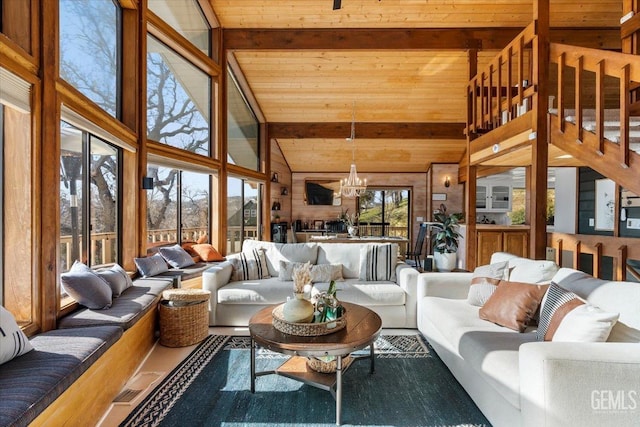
top-left (433, 252), bottom-right (457, 272)
top-left (347, 226), bottom-right (358, 237)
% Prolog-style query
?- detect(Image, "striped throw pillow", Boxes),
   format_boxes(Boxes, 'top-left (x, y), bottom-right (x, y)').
top-left (228, 248), bottom-right (270, 281)
top-left (359, 244), bottom-right (398, 282)
top-left (537, 282), bottom-right (619, 342)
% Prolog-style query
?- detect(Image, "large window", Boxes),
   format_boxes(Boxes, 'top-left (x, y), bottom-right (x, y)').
top-left (147, 0), bottom-right (210, 56)
top-left (146, 165), bottom-right (211, 249)
top-left (1, 70), bottom-right (34, 325)
top-left (60, 122), bottom-right (121, 272)
top-left (358, 188), bottom-right (410, 238)
top-left (59, 0), bottom-right (121, 118)
top-left (146, 35), bottom-right (211, 155)
top-left (227, 69), bottom-right (260, 171)
top-left (227, 177), bottom-right (262, 253)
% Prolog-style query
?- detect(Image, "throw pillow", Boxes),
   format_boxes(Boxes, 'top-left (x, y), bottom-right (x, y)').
top-left (190, 244), bottom-right (225, 262)
top-left (134, 253), bottom-right (170, 277)
top-left (359, 244), bottom-right (398, 282)
top-left (228, 248), bottom-right (270, 281)
top-left (0, 306), bottom-right (34, 366)
top-left (159, 244), bottom-right (196, 268)
top-left (279, 261), bottom-right (344, 283)
top-left (311, 264), bottom-right (344, 282)
top-left (508, 259), bottom-right (559, 284)
top-left (61, 261), bottom-right (113, 309)
top-left (537, 282), bottom-right (619, 342)
top-left (479, 280), bottom-right (548, 332)
top-left (466, 260), bottom-right (509, 306)
top-left (96, 263), bottom-right (133, 297)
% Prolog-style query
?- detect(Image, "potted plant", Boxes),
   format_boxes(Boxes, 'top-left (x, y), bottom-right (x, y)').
top-left (431, 207), bottom-right (463, 271)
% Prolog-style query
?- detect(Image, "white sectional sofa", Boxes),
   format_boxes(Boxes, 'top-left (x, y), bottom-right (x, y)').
top-left (203, 239), bottom-right (419, 328)
top-left (417, 253), bottom-right (640, 427)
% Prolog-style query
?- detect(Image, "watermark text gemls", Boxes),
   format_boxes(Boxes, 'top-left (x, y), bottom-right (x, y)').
top-left (591, 390), bottom-right (638, 413)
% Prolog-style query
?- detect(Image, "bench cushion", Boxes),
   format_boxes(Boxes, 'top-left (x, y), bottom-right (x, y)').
top-left (156, 261), bottom-right (218, 282)
top-left (57, 279), bottom-right (171, 330)
top-left (0, 326), bottom-right (122, 427)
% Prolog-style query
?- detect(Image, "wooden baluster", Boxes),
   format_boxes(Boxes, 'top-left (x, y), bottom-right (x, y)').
top-left (621, 64), bottom-right (631, 168)
top-left (575, 56), bottom-right (584, 143)
top-left (557, 52), bottom-right (565, 132)
top-left (595, 60), bottom-right (605, 155)
top-left (518, 37), bottom-right (524, 108)
top-left (594, 242), bottom-right (603, 279)
top-left (497, 57), bottom-right (502, 125)
top-left (556, 238), bottom-right (563, 266)
top-left (573, 240), bottom-right (581, 270)
top-left (507, 47), bottom-right (513, 122)
top-left (489, 64), bottom-right (494, 128)
top-left (617, 245), bottom-right (628, 281)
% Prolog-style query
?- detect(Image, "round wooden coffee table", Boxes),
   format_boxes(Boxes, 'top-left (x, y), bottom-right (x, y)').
top-left (248, 302), bottom-right (382, 426)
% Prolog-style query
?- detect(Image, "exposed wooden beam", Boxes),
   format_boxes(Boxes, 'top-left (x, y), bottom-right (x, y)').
top-left (223, 28), bottom-right (620, 51)
top-left (268, 122), bottom-right (465, 139)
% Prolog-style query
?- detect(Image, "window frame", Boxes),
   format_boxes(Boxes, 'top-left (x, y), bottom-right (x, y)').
top-left (226, 67), bottom-right (261, 172)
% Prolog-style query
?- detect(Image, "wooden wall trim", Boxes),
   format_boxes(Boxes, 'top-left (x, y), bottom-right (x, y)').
top-left (268, 122), bottom-right (465, 140)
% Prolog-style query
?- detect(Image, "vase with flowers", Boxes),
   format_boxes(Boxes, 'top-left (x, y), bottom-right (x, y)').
top-left (338, 208), bottom-right (358, 237)
top-left (282, 261), bottom-right (314, 323)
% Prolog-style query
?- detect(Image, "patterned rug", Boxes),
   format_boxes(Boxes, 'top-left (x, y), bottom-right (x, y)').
top-left (121, 334), bottom-right (490, 427)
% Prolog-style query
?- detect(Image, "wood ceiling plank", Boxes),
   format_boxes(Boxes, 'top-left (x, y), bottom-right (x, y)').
top-left (268, 122), bottom-right (465, 139)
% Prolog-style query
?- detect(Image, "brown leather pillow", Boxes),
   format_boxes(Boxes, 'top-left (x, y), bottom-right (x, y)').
top-left (190, 244), bottom-right (225, 262)
top-left (479, 280), bottom-right (549, 332)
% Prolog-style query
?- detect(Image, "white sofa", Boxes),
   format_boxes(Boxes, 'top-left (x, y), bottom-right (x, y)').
top-left (417, 254), bottom-right (640, 427)
top-left (203, 239), bottom-right (419, 328)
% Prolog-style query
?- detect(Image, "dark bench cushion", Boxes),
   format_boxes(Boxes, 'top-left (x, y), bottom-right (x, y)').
top-left (156, 261), bottom-right (221, 282)
top-left (0, 326), bottom-right (122, 427)
top-left (57, 278), bottom-right (172, 330)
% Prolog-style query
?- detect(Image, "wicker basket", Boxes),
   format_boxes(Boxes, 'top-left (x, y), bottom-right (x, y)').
top-left (159, 289), bottom-right (210, 347)
top-left (306, 355), bottom-right (352, 373)
top-left (271, 304), bottom-right (346, 336)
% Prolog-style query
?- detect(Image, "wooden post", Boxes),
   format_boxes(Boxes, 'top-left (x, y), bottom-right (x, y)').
top-left (530, 0), bottom-right (550, 260)
top-left (466, 49), bottom-right (478, 270)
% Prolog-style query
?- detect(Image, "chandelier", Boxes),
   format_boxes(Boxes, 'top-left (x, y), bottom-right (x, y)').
top-left (340, 102), bottom-right (367, 198)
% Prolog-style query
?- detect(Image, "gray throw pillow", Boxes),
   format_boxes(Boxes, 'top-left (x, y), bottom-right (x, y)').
top-left (61, 261), bottom-right (113, 309)
top-left (134, 253), bottom-right (170, 277)
top-left (0, 306), bottom-right (34, 365)
top-left (159, 244), bottom-right (196, 268)
top-left (96, 263), bottom-right (133, 297)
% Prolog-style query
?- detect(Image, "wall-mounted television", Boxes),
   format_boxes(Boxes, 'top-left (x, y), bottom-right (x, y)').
top-left (305, 180), bottom-right (341, 206)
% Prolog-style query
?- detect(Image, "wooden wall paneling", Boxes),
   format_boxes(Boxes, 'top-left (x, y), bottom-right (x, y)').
top-left (270, 139), bottom-right (292, 226)
top-left (430, 164), bottom-right (463, 217)
top-left (40, 0), bottom-right (60, 331)
top-left (3, 108), bottom-right (33, 324)
top-left (1, 0), bottom-right (32, 55)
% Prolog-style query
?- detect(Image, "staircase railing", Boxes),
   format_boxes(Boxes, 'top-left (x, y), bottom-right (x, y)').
top-left (467, 22), bottom-right (536, 135)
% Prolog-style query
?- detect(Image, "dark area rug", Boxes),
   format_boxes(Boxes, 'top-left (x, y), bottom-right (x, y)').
top-left (121, 334), bottom-right (490, 427)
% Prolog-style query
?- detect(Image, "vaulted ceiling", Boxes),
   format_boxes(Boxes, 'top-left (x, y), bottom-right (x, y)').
top-left (209, 0), bottom-right (623, 173)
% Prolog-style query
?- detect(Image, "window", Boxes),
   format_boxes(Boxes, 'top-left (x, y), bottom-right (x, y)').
top-left (227, 69), bottom-right (260, 171)
top-left (146, 35), bottom-right (211, 155)
top-left (59, 0), bottom-right (121, 118)
top-left (1, 69), bottom-right (34, 325)
top-left (358, 188), bottom-right (410, 238)
top-left (146, 165), bottom-right (212, 249)
top-left (60, 122), bottom-right (121, 272)
top-left (147, 0), bottom-right (210, 56)
top-left (227, 177), bottom-right (263, 253)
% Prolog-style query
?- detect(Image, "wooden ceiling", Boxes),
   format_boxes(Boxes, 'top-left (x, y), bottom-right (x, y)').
top-left (209, 0), bottom-right (623, 173)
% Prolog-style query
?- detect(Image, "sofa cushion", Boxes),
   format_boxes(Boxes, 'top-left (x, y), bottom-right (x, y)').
top-left (60, 261), bottom-right (113, 310)
top-left (551, 268), bottom-right (640, 342)
top-left (317, 243), bottom-right (363, 279)
top-left (96, 263), bottom-right (133, 297)
top-left (134, 253), bottom-right (170, 277)
top-left (314, 279), bottom-right (405, 306)
top-left (0, 306), bottom-right (33, 366)
top-left (217, 276), bottom-right (295, 305)
top-left (466, 260), bottom-right (509, 306)
top-left (489, 252), bottom-right (559, 284)
top-left (479, 281), bottom-right (548, 332)
top-left (189, 244), bottom-right (225, 262)
top-left (57, 278), bottom-right (172, 330)
top-left (159, 244), bottom-right (196, 268)
top-left (242, 240), bottom-right (318, 277)
top-left (0, 325), bottom-right (122, 427)
top-left (228, 249), bottom-right (270, 281)
top-left (359, 243), bottom-right (398, 282)
top-left (458, 327), bottom-right (536, 410)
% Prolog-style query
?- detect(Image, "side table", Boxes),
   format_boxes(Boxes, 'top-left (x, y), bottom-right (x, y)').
top-left (159, 288), bottom-right (210, 347)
